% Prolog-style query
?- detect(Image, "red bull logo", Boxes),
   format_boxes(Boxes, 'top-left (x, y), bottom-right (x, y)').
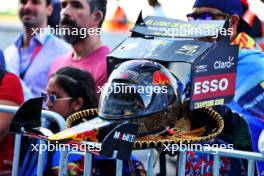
top-left (153, 71), bottom-right (171, 85)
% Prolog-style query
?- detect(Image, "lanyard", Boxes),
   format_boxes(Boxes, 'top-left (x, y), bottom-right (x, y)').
top-left (19, 35), bottom-right (50, 79)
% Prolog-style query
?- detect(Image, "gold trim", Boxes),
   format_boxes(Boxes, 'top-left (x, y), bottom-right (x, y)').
top-left (134, 108), bottom-right (224, 149)
top-left (65, 108), bottom-right (224, 149)
top-left (66, 108), bottom-right (98, 128)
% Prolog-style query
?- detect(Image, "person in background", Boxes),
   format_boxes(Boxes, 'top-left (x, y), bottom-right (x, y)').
top-left (241, 0), bottom-right (264, 50)
top-left (241, 0), bottom-right (264, 38)
top-left (0, 50), bottom-right (24, 175)
top-left (20, 66), bottom-right (97, 175)
top-left (147, 0), bottom-right (166, 17)
top-left (4, 0), bottom-right (71, 99)
top-left (48, 0), bottom-right (61, 29)
top-left (20, 67), bottom-right (145, 175)
top-left (45, 67), bottom-right (98, 118)
top-left (185, 0), bottom-right (264, 175)
top-left (49, 0), bottom-right (110, 97)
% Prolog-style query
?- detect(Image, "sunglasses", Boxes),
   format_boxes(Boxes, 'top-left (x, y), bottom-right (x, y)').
top-left (187, 12), bottom-right (230, 20)
top-left (20, 0), bottom-right (42, 5)
top-left (41, 91), bottom-right (73, 105)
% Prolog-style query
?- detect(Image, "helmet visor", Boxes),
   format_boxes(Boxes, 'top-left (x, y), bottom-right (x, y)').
top-left (99, 82), bottom-right (157, 119)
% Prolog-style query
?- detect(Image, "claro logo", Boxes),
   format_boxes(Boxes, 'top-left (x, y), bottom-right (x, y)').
top-left (214, 56), bottom-right (235, 70)
top-left (192, 73), bottom-right (236, 100)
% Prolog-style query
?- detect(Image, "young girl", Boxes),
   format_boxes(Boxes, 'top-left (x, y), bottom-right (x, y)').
top-left (21, 67), bottom-right (145, 176)
top-left (44, 66), bottom-right (98, 118)
top-left (20, 67), bottom-right (97, 176)
top-left (47, 67), bottom-right (100, 175)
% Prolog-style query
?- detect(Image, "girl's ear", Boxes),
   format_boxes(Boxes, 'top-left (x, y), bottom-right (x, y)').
top-left (72, 97), bottom-right (84, 112)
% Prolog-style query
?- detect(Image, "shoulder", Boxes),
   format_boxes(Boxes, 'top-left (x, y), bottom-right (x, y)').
top-left (0, 72), bottom-right (24, 105)
top-left (42, 35), bottom-right (72, 60)
top-left (237, 49), bottom-right (264, 82)
top-left (3, 44), bottom-right (20, 68)
top-left (4, 44), bottom-right (18, 57)
top-left (52, 52), bottom-right (72, 64)
top-left (97, 46), bottom-right (110, 56)
top-left (49, 52), bottom-right (72, 76)
top-left (48, 35), bottom-right (72, 50)
top-left (239, 48), bottom-right (264, 66)
top-left (2, 72), bottom-right (20, 81)
top-left (4, 34), bottom-right (22, 56)
top-left (90, 46), bottom-right (110, 63)
top-left (2, 72), bottom-right (22, 90)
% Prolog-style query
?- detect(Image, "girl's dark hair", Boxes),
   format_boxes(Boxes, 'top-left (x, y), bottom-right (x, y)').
top-left (51, 67), bottom-right (98, 110)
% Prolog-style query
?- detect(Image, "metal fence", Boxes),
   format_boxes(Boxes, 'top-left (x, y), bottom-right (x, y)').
top-left (34, 145), bottom-right (264, 176)
top-left (0, 105), bottom-right (65, 176)
top-left (1, 104), bottom-right (264, 176)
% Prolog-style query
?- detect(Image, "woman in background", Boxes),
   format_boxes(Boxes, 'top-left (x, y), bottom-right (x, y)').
top-left (20, 66), bottom-right (97, 176)
top-left (0, 50), bottom-right (24, 175)
top-left (21, 66), bottom-right (145, 176)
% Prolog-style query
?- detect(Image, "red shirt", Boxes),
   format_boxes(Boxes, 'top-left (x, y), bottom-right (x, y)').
top-left (0, 73), bottom-right (24, 104)
top-left (0, 72), bottom-right (24, 171)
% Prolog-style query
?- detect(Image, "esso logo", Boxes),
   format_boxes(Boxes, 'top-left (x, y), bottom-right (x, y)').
top-left (192, 73), bottom-right (236, 100)
top-left (194, 78), bottom-right (229, 95)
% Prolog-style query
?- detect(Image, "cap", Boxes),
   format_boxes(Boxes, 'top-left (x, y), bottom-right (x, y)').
top-left (193, 0), bottom-right (254, 36)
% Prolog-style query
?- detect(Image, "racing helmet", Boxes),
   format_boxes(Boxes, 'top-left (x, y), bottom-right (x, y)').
top-left (99, 60), bottom-right (182, 135)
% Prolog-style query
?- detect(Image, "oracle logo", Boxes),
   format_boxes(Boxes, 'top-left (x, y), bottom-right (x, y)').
top-left (194, 78), bottom-right (229, 95)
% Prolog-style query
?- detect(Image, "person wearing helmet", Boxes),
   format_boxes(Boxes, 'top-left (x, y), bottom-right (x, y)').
top-left (185, 0), bottom-right (264, 174)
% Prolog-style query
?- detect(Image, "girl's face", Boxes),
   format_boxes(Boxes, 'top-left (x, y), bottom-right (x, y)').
top-left (46, 76), bottom-right (77, 118)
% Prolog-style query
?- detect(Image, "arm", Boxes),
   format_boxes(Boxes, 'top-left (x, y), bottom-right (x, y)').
top-left (0, 73), bottom-right (24, 141)
top-left (0, 100), bottom-right (19, 141)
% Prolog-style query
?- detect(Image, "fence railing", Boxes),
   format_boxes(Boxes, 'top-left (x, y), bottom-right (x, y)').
top-left (0, 105), bottom-right (66, 176)
top-left (1, 104), bottom-right (264, 176)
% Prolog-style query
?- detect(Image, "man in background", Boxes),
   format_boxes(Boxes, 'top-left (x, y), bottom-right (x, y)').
top-left (185, 0), bottom-right (264, 175)
top-left (4, 0), bottom-right (71, 99)
top-left (49, 0), bottom-right (110, 96)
